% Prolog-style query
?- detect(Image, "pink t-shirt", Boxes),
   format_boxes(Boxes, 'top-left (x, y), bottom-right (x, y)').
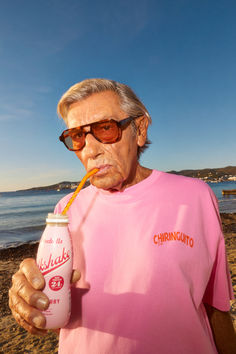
top-left (55, 170), bottom-right (234, 354)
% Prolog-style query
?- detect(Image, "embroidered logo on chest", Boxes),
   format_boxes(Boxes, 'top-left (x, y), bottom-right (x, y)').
top-left (153, 232), bottom-right (194, 248)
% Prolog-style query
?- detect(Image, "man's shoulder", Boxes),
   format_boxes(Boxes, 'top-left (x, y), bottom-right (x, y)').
top-left (159, 170), bottom-right (206, 185)
top-left (55, 184), bottom-right (94, 212)
top-left (157, 170), bottom-right (212, 196)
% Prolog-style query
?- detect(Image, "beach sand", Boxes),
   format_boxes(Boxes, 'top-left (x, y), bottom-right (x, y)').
top-left (0, 213), bottom-right (235, 353)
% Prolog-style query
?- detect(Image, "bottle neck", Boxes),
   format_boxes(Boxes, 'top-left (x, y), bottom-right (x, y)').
top-left (46, 222), bottom-right (68, 227)
top-left (46, 213), bottom-right (69, 226)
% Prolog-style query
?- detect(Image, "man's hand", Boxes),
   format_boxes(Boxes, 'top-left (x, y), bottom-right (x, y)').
top-left (9, 258), bottom-right (80, 336)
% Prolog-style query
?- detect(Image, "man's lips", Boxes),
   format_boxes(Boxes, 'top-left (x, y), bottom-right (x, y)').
top-left (90, 165), bottom-right (112, 176)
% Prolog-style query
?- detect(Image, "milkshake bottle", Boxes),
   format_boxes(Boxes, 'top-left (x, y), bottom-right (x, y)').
top-left (36, 213), bottom-right (73, 329)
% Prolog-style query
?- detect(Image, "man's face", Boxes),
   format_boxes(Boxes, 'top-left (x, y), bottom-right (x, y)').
top-left (66, 91), bottom-right (146, 191)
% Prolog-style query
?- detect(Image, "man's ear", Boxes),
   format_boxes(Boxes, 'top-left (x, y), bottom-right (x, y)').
top-left (136, 115), bottom-right (149, 147)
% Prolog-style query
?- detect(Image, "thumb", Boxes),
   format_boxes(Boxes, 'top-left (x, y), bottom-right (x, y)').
top-left (71, 269), bottom-right (81, 284)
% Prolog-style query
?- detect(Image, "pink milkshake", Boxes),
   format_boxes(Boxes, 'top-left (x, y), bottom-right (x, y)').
top-left (36, 213), bottom-right (73, 329)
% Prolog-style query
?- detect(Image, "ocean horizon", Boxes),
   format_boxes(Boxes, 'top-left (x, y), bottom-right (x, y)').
top-left (0, 181), bottom-right (236, 249)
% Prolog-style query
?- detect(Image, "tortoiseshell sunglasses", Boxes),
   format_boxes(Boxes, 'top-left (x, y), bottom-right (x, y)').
top-left (59, 115), bottom-right (141, 151)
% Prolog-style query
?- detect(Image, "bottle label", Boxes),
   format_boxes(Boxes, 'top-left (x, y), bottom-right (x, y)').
top-left (49, 276), bottom-right (64, 291)
top-left (37, 247), bottom-right (71, 275)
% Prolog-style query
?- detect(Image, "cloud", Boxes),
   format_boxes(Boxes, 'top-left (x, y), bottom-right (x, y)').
top-left (0, 83), bottom-right (53, 122)
top-left (0, 113), bottom-right (16, 122)
top-left (0, 0), bottom-right (151, 57)
top-left (35, 86), bottom-right (53, 94)
top-left (0, 101), bottom-right (34, 122)
top-left (0, 1), bottom-right (83, 56)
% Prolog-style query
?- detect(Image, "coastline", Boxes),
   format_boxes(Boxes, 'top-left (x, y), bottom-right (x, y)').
top-left (0, 213), bottom-right (235, 353)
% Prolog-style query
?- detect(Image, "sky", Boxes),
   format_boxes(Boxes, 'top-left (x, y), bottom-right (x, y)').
top-left (0, 0), bottom-right (235, 192)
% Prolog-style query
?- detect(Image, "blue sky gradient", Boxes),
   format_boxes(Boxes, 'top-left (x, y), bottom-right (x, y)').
top-left (0, 0), bottom-right (235, 191)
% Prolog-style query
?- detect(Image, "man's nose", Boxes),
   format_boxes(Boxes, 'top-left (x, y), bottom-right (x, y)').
top-left (82, 132), bottom-right (102, 158)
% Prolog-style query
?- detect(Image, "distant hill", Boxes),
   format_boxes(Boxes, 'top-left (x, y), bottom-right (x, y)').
top-left (18, 166), bottom-right (236, 192)
top-left (169, 165), bottom-right (236, 181)
top-left (19, 180), bottom-right (90, 192)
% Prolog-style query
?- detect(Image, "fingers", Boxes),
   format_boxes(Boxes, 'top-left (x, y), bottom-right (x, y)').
top-left (9, 257), bottom-right (49, 336)
top-left (11, 307), bottom-right (47, 336)
top-left (11, 271), bottom-right (49, 310)
top-left (20, 258), bottom-right (45, 290)
top-left (9, 288), bottom-right (47, 335)
top-left (71, 269), bottom-right (81, 284)
top-left (9, 258), bottom-right (81, 336)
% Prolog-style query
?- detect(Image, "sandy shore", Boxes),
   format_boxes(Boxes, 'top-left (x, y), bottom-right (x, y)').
top-left (0, 213), bottom-right (235, 353)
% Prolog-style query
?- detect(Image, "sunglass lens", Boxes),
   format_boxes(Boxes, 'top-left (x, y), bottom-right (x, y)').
top-left (64, 130), bottom-right (85, 151)
top-left (93, 121), bottom-right (119, 143)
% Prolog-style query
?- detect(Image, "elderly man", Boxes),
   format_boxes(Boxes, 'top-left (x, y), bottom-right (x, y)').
top-left (9, 79), bottom-right (235, 353)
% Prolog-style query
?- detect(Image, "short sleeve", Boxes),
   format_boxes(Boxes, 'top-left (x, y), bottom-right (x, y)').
top-left (203, 237), bottom-right (234, 311)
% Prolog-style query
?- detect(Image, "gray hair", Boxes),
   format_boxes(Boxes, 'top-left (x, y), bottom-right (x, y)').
top-left (57, 78), bottom-right (152, 158)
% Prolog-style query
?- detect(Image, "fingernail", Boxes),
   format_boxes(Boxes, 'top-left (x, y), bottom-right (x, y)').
top-left (32, 278), bottom-right (43, 289)
top-left (32, 315), bottom-right (45, 328)
top-left (36, 298), bottom-right (48, 310)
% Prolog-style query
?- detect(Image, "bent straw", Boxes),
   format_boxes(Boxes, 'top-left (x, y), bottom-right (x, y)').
top-left (61, 168), bottom-right (99, 215)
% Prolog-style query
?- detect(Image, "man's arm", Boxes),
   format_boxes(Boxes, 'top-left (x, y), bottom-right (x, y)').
top-left (204, 303), bottom-right (236, 354)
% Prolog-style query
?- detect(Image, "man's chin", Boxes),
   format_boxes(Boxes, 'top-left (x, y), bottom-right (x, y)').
top-left (91, 175), bottom-right (123, 191)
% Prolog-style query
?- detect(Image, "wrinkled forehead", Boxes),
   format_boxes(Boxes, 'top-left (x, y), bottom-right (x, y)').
top-left (66, 91), bottom-right (126, 129)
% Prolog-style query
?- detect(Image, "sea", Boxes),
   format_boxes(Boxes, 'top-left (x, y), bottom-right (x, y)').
top-left (0, 181), bottom-right (236, 249)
